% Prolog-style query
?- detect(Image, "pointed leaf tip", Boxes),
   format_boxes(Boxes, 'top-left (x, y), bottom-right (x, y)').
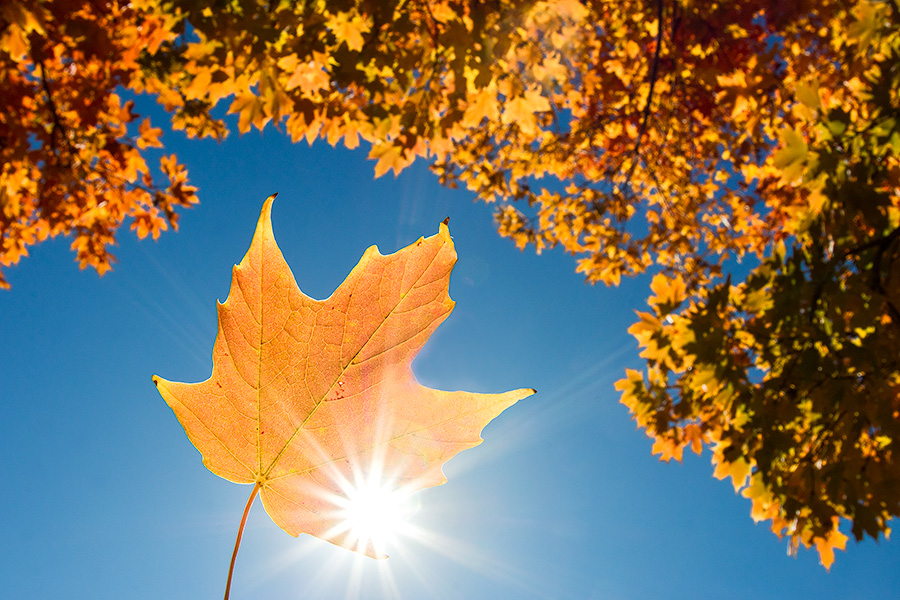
top-left (438, 219), bottom-right (452, 239)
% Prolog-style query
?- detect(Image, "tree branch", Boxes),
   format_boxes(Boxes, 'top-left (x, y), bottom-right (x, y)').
top-left (613, 0), bottom-right (665, 198)
top-left (34, 55), bottom-right (75, 165)
top-left (632, 0), bottom-right (665, 166)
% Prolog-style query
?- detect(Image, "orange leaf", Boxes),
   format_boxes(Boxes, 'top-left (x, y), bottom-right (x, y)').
top-left (137, 118), bottom-right (162, 149)
top-left (815, 521), bottom-right (849, 570)
top-left (683, 423), bottom-right (703, 455)
top-left (327, 11), bottom-right (370, 52)
top-left (229, 93), bottom-right (269, 134)
top-left (652, 437), bottom-right (683, 462)
top-left (285, 60), bottom-right (330, 94)
top-left (153, 195), bottom-right (533, 557)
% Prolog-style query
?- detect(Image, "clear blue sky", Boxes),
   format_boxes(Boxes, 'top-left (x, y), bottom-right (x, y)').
top-left (1, 100), bottom-right (898, 599)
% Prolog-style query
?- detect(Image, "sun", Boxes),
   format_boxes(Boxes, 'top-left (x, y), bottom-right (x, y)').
top-left (334, 475), bottom-right (417, 556)
top-left (345, 484), bottom-right (406, 543)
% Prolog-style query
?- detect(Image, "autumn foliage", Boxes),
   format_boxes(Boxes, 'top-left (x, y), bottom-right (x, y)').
top-left (0, 1), bottom-right (197, 287)
top-left (4, 0), bottom-right (900, 567)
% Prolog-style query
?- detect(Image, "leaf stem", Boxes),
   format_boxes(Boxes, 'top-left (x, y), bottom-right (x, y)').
top-left (224, 481), bottom-right (261, 600)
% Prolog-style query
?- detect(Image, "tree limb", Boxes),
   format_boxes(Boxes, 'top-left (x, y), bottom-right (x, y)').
top-left (34, 55), bottom-right (75, 165)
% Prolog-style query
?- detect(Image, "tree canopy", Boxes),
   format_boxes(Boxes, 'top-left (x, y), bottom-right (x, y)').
top-left (2, 0), bottom-right (899, 567)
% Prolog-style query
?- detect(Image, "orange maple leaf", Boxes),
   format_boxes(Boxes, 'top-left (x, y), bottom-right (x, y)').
top-left (814, 520), bottom-right (849, 570)
top-left (153, 195), bottom-right (533, 569)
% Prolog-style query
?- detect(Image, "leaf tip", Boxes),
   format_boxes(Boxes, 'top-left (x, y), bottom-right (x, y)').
top-left (437, 219), bottom-right (454, 247)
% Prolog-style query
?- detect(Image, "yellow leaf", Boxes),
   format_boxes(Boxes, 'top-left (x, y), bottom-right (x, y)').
top-left (713, 457), bottom-right (751, 491)
top-left (548, 0), bottom-right (588, 21)
top-left (649, 273), bottom-right (686, 306)
top-left (462, 87), bottom-right (500, 128)
top-left (625, 40), bottom-right (641, 59)
top-left (327, 11), bottom-right (371, 52)
top-left (369, 143), bottom-right (407, 178)
top-left (501, 89), bottom-right (550, 136)
top-left (847, 1), bottom-right (878, 47)
top-left (772, 128), bottom-right (808, 181)
top-left (184, 70), bottom-right (212, 100)
top-left (628, 311), bottom-right (662, 339)
top-left (652, 437), bottom-right (683, 462)
top-left (795, 81), bottom-right (821, 111)
top-left (716, 72), bottom-right (747, 88)
top-left (741, 472), bottom-right (777, 522)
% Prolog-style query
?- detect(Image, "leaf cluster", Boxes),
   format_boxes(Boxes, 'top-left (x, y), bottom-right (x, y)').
top-left (0, 0), bottom-right (197, 288)
top-left (617, 0), bottom-right (900, 567)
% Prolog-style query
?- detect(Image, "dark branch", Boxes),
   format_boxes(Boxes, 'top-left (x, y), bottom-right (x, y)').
top-left (34, 56), bottom-right (75, 165)
top-left (632, 0), bottom-right (665, 165)
top-left (612, 0), bottom-right (666, 199)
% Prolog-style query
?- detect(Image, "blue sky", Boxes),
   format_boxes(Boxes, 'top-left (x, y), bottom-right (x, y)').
top-left (1, 103), bottom-right (898, 599)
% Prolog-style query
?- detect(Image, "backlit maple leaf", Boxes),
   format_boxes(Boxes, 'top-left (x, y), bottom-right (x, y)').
top-left (153, 195), bottom-right (533, 559)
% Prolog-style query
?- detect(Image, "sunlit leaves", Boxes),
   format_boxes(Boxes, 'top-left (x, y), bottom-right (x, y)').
top-left (0, 0), bottom-right (196, 288)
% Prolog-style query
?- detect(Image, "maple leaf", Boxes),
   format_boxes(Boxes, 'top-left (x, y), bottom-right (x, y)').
top-left (500, 89), bottom-right (551, 137)
top-left (229, 93), bottom-right (270, 134)
top-left (154, 195), bottom-right (533, 565)
top-left (327, 10), bottom-right (371, 52)
top-left (462, 87), bottom-right (500, 128)
top-left (369, 142), bottom-right (409, 178)
top-left (772, 128), bottom-right (808, 182)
